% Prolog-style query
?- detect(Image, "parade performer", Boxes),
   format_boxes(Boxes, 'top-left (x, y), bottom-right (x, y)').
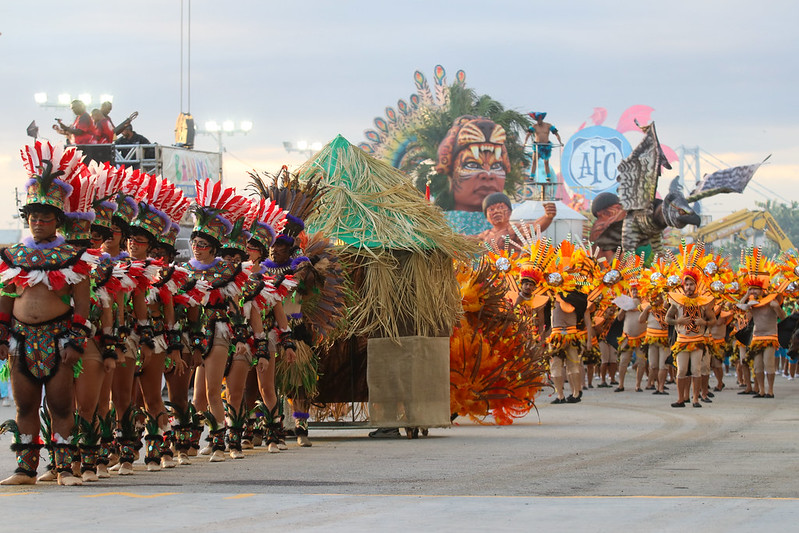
top-left (239, 197), bottom-right (299, 452)
top-left (612, 255), bottom-right (646, 393)
top-left (128, 174), bottom-right (185, 470)
top-left (638, 256), bottom-right (675, 395)
top-left (739, 247), bottom-right (785, 399)
top-left (0, 142), bottom-right (99, 486)
top-left (545, 241), bottom-right (594, 404)
top-left (86, 162), bottom-right (136, 476)
top-left (451, 253), bottom-right (549, 424)
top-left (477, 192), bottom-right (556, 249)
top-left (698, 255), bottom-right (734, 401)
top-left (249, 168), bottom-right (339, 448)
top-left (208, 197), bottom-right (257, 459)
top-left (60, 165), bottom-right (114, 482)
top-left (665, 243), bottom-right (714, 408)
top-left (151, 192), bottom-right (194, 466)
top-left (184, 179), bottom-right (249, 462)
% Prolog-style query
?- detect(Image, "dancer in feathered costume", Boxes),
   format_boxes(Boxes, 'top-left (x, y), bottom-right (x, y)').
top-left (248, 167), bottom-right (342, 447)
top-left (237, 198), bottom-right (298, 452)
top-left (544, 240), bottom-right (594, 404)
top-left (638, 253), bottom-right (678, 395)
top-left (86, 162), bottom-right (139, 475)
top-left (150, 189), bottom-right (194, 466)
top-left (208, 196), bottom-right (255, 460)
top-left (60, 164), bottom-right (110, 482)
top-left (584, 251), bottom-right (624, 389)
top-left (0, 141), bottom-right (100, 486)
top-left (738, 246), bottom-right (785, 398)
top-left (97, 165), bottom-right (148, 475)
top-left (610, 253), bottom-right (648, 393)
top-left (665, 243), bottom-right (715, 408)
top-left (127, 173), bottom-right (187, 471)
top-left (184, 179), bottom-right (250, 463)
top-left (703, 254), bottom-right (736, 396)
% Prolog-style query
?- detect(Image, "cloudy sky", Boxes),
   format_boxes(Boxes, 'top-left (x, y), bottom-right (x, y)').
top-left (0, 0), bottom-right (796, 228)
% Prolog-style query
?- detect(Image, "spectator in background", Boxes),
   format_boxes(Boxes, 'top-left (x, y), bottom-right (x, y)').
top-left (115, 124), bottom-right (153, 169)
top-left (53, 100), bottom-right (94, 144)
top-left (100, 101), bottom-right (115, 130)
top-left (114, 124), bottom-right (150, 146)
top-left (91, 108), bottom-right (114, 144)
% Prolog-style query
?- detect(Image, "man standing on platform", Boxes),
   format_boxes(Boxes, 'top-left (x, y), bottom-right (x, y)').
top-left (524, 112), bottom-right (563, 178)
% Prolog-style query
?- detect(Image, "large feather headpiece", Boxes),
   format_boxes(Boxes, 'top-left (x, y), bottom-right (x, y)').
top-left (191, 178), bottom-right (246, 245)
top-left (61, 166), bottom-right (97, 242)
top-left (247, 165), bottom-right (326, 246)
top-left (20, 141), bottom-right (84, 213)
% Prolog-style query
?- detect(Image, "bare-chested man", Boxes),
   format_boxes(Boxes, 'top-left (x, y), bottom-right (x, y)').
top-left (0, 146), bottom-right (96, 485)
top-left (665, 271), bottom-right (714, 408)
top-left (548, 291), bottom-right (593, 404)
top-left (523, 112), bottom-right (563, 177)
top-left (615, 287), bottom-right (647, 392)
top-left (478, 193), bottom-right (556, 249)
top-left (741, 283), bottom-right (785, 398)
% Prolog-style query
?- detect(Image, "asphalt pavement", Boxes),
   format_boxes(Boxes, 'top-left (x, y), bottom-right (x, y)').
top-left (1, 373), bottom-right (798, 532)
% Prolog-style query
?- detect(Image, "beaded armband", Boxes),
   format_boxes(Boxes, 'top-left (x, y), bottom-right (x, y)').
top-left (253, 337), bottom-right (270, 361)
top-left (135, 321), bottom-right (155, 349)
top-left (231, 323), bottom-right (251, 345)
top-left (166, 328), bottom-right (182, 352)
top-left (65, 315), bottom-right (91, 354)
top-left (98, 333), bottom-right (119, 360)
top-left (277, 327), bottom-right (296, 351)
top-left (117, 325), bottom-right (131, 342)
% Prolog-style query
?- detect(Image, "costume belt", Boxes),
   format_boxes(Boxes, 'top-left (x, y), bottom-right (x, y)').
top-left (11, 312), bottom-right (72, 383)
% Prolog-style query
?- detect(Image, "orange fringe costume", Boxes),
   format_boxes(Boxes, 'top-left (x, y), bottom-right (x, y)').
top-left (548, 325), bottom-right (587, 358)
top-left (617, 331), bottom-right (646, 351)
top-left (450, 255), bottom-right (549, 425)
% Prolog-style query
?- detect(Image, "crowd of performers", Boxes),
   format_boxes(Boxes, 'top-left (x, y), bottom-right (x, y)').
top-left (474, 228), bottom-right (799, 416)
top-left (0, 141), bottom-right (343, 486)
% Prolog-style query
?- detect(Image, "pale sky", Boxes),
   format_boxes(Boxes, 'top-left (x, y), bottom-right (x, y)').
top-left (1, 0), bottom-right (796, 228)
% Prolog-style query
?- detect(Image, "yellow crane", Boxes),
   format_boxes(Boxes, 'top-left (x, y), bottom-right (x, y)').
top-left (690, 209), bottom-right (794, 251)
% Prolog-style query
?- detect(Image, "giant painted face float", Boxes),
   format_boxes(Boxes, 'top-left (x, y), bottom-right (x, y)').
top-left (435, 115), bottom-right (511, 212)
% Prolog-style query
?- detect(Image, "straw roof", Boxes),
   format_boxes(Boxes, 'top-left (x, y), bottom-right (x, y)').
top-left (295, 135), bottom-right (480, 339)
top-left (297, 135), bottom-right (478, 260)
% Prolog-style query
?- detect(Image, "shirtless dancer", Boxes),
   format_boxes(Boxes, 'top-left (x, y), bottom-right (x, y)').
top-left (1, 143), bottom-right (96, 486)
top-left (615, 287), bottom-right (647, 392)
top-left (741, 282), bottom-right (785, 398)
top-left (665, 270), bottom-right (714, 408)
top-left (477, 192), bottom-right (555, 247)
top-left (523, 112), bottom-right (563, 177)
